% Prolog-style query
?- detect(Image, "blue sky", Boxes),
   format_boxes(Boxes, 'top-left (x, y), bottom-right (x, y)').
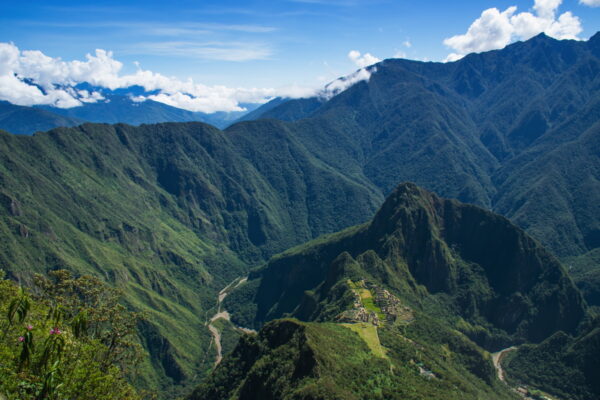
top-left (0, 0), bottom-right (599, 112)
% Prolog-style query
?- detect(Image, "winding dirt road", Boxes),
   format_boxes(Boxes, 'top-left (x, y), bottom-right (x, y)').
top-left (207, 277), bottom-right (247, 366)
top-left (492, 346), bottom-right (517, 382)
top-left (491, 347), bottom-right (557, 400)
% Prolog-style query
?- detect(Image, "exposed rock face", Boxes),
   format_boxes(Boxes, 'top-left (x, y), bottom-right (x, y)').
top-left (0, 192), bottom-right (21, 216)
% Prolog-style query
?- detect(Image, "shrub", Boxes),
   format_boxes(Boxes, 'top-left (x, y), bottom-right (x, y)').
top-left (0, 269), bottom-right (142, 400)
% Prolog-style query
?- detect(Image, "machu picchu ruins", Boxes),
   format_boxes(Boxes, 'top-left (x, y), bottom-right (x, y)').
top-left (336, 279), bottom-right (414, 326)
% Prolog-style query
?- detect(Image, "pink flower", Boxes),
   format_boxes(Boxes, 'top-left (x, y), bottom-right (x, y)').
top-left (18, 336), bottom-right (24, 343)
top-left (50, 328), bottom-right (55, 335)
top-left (55, 329), bottom-right (61, 335)
top-left (26, 324), bottom-right (33, 331)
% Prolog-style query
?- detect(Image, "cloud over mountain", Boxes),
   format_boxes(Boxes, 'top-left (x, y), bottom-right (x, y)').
top-left (348, 50), bottom-right (381, 68)
top-left (0, 42), bottom-right (380, 112)
top-left (0, 42), bottom-right (314, 113)
top-left (320, 66), bottom-right (375, 100)
top-left (444, 0), bottom-right (583, 61)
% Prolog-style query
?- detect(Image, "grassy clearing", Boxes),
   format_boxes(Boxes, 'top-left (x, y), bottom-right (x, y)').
top-left (341, 322), bottom-right (387, 358)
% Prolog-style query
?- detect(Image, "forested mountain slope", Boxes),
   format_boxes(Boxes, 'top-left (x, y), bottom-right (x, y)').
top-left (0, 122), bottom-right (381, 394)
top-left (201, 183), bottom-right (587, 400)
top-left (244, 33), bottom-right (600, 266)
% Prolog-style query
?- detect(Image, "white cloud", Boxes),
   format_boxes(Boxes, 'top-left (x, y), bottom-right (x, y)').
top-left (147, 92), bottom-right (242, 112)
top-left (348, 50), bottom-right (381, 68)
top-left (534, 0), bottom-right (562, 18)
top-left (18, 48), bottom-right (123, 89)
top-left (0, 42), bottom-right (99, 108)
top-left (320, 67), bottom-right (375, 100)
top-left (0, 74), bottom-right (82, 108)
top-left (77, 90), bottom-right (105, 103)
top-left (0, 42), bottom-right (292, 112)
top-left (276, 84), bottom-right (320, 99)
top-left (403, 40), bottom-right (412, 48)
top-left (0, 41), bottom-right (377, 112)
top-left (580, 0), bottom-right (600, 6)
top-left (0, 43), bottom-right (19, 75)
top-left (443, 0), bottom-right (583, 61)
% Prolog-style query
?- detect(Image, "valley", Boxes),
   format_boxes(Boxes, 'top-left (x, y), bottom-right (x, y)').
top-left (207, 276), bottom-right (249, 366)
top-left (0, 31), bottom-right (599, 400)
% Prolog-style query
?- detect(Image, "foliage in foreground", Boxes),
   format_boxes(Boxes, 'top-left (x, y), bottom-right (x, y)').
top-left (0, 269), bottom-right (142, 400)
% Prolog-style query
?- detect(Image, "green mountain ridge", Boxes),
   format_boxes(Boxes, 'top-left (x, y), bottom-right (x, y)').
top-left (41, 95), bottom-right (257, 130)
top-left (0, 95), bottom-right (260, 135)
top-left (189, 318), bottom-right (517, 400)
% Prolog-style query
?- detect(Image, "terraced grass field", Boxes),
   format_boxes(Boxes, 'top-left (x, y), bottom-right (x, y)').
top-left (341, 322), bottom-right (387, 358)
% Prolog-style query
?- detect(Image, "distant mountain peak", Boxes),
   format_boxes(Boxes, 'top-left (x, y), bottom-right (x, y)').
top-left (370, 182), bottom-right (436, 229)
top-left (531, 31), bottom-right (551, 41)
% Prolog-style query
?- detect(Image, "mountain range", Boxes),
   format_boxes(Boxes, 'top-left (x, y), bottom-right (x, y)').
top-left (0, 86), bottom-right (260, 134)
top-left (0, 32), bottom-right (598, 399)
top-left (0, 100), bottom-right (84, 134)
top-left (241, 32), bottom-right (600, 305)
